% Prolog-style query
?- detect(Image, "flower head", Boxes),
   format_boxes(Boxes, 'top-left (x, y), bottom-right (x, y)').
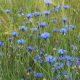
top-left (40, 22), bottom-right (46, 28)
top-left (67, 61), bottom-right (73, 67)
top-left (60, 28), bottom-right (67, 35)
top-left (37, 22), bottom-right (46, 28)
top-left (5, 9), bottom-right (10, 14)
top-left (33, 12), bottom-right (41, 17)
top-left (31, 27), bottom-right (38, 32)
top-left (58, 49), bottom-right (66, 55)
top-left (62, 17), bottom-right (68, 23)
top-left (54, 62), bottom-right (64, 70)
top-left (54, 6), bottom-right (61, 12)
top-left (53, 29), bottom-right (58, 33)
top-left (41, 32), bottom-right (50, 40)
top-left (64, 56), bottom-right (73, 61)
top-left (44, 0), bottom-right (52, 5)
top-left (12, 32), bottom-right (18, 37)
top-left (34, 72), bottom-right (43, 78)
top-left (63, 5), bottom-right (70, 9)
top-left (34, 55), bottom-right (42, 63)
top-left (58, 56), bottom-right (64, 61)
top-left (27, 67), bottom-right (32, 72)
top-left (44, 11), bottom-right (50, 16)
top-left (0, 42), bottom-right (4, 47)
top-left (52, 19), bottom-right (57, 23)
top-left (46, 55), bottom-right (56, 64)
top-left (20, 26), bottom-right (27, 31)
top-left (26, 13), bottom-right (32, 19)
top-left (8, 38), bottom-right (13, 42)
top-left (27, 46), bottom-right (34, 52)
top-left (70, 25), bottom-right (76, 30)
top-left (17, 39), bottom-right (25, 45)
top-left (65, 25), bottom-right (70, 31)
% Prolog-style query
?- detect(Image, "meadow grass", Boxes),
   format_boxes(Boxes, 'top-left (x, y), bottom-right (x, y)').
top-left (0, 0), bottom-right (80, 80)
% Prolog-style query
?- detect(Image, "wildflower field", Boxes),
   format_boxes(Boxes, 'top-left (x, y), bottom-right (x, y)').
top-left (0, 0), bottom-right (80, 80)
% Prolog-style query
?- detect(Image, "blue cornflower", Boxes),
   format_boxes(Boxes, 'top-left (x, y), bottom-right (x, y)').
top-left (54, 63), bottom-right (64, 70)
top-left (62, 71), bottom-right (70, 78)
top-left (0, 42), bottom-right (4, 47)
top-left (26, 13), bottom-right (32, 19)
top-left (58, 49), bottom-right (66, 55)
top-left (40, 22), bottom-right (46, 28)
top-left (8, 38), bottom-right (13, 42)
top-left (20, 26), bottom-right (27, 31)
top-left (41, 32), bottom-right (50, 40)
top-left (64, 56), bottom-right (73, 61)
top-left (67, 61), bottom-right (73, 67)
top-left (34, 55), bottom-right (42, 63)
top-left (76, 60), bottom-right (80, 65)
top-left (5, 9), bottom-right (10, 14)
top-left (44, 11), bottom-right (50, 16)
top-left (31, 27), bottom-right (38, 32)
top-left (46, 55), bottom-right (56, 64)
top-left (70, 25), bottom-right (76, 30)
top-left (34, 73), bottom-right (43, 78)
top-left (17, 39), bottom-right (25, 45)
top-left (52, 19), bottom-right (57, 23)
top-left (53, 29), bottom-right (58, 33)
top-left (33, 12), bottom-right (41, 17)
top-left (27, 67), bottom-right (32, 72)
top-left (62, 17), bottom-right (68, 23)
top-left (74, 57), bottom-right (79, 62)
top-left (44, 0), bottom-right (52, 5)
top-left (58, 56), bottom-right (64, 61)
top-left (12, 32), bottom-right (18, 37)
top-left (63, 5), bottom-right (70, 9)
top-left (54, 6), bottom-right (61, 12)
top-left (27, 46), bottom-right (34, 52)
top-left (71, 45), bottom-right (78, 54)
top-left (65, 25), bottom-right (70, 31)
top-left (37, 22), bottom-right (46, 28)
top-left (60, 28), bottom-right (67, 35)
